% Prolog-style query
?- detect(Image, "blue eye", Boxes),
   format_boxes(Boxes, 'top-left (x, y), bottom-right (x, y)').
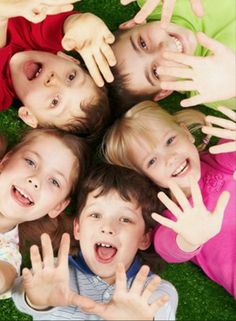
top-left (148, 157), bottom-right (157, 168)
top-left (167, 136), bottom-right (175, 145)
top-left (139, 37), bottom-right (147, 49)
top-left (50, 178), bottom-right (60, 188)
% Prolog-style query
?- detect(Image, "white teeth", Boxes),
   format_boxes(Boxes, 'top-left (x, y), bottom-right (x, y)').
top-left (97, 242), bottom-right (112, 248)
top-left (35, 68), bottom-right (42, 78)
top-left (172, 36), bottom-right (183, 53)
top-left (172, 160), bottom-right (188, 176)
top-left (15, 186), bottom-right (33, 202)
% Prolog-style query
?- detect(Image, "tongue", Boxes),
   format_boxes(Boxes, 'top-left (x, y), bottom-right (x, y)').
top-left (97, 246), bottom-right (116, 260)
top-left (24, 61), bottom-right (40, 80)
top-left (14, 189), bottom-right (31, 206)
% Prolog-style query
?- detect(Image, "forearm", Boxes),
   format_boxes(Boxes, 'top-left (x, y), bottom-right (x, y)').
top-left (0, 260), bottom-right (17, 294)
top-left (0, 17), bottom-right (7, 48)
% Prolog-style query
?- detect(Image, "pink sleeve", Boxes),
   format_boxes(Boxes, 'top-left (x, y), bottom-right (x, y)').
top-left (212, 139), bottom-right (236, 172)
top-left (153, 210), bottom-right (201, 263)
top-left (7, 11), bottom-right (78, 52)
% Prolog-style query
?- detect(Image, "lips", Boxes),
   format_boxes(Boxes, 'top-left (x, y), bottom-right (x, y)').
top-left (172, 159), bottom-right (190, 177)
top-left (11, 185), bottom-right (34, 207)
top-left (23, 61), bottom-right (42, 81)
top-left (95, 242), bottom-right (117, 264)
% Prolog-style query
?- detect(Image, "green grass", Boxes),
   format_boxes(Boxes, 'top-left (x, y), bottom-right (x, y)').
top-left (0, 0), bottom-right (235, 320)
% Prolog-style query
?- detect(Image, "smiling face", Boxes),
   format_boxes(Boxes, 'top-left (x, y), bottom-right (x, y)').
top-left (129, 119), bottom-right (201, 194)
top-left (74, 189), bottom-right (151, 284)
top-left (0, 134), bottom-right (76, 225)
top-left (9, 51), bottom-right (99, 128)
top-left (112, 21), bottom-right (197, 100)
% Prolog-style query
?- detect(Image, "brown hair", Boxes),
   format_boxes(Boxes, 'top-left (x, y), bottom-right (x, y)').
top-left (75, 163), bottom-right (165, 271)
top-left (39, 87), bottom-right (110, 140)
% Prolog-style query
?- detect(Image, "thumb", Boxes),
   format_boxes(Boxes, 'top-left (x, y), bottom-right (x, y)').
top-left (196, 32), bottom-right (224, 54)
top-left (61, 37), bottom-right (76, 51)
top-left (69, 291), bottom-right (106, 315)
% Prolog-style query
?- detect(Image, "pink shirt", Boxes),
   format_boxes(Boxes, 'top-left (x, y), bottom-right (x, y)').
top-left (0, 12), bottom-right (74, 111)
top-left (154, 142), bottom-right (236, 298)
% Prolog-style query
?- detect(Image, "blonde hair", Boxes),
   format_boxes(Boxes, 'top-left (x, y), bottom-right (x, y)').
top-left (102, 100), bottom-right (210, 172)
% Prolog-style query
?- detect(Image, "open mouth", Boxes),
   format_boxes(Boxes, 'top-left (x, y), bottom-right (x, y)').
top-left (172, 159), bottom-right (190, 177)
top-left (95, 242), bottom-right (117, 264)
top-left (11, 185), bottom-right (34, 207)
top-left (23, 61), bottom-right (43, 81)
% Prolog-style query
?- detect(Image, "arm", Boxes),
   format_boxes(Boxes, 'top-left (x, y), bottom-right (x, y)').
top-left (0, 0), bottom-right (79, 23)
top-left (62, 12), bottom-right (116, 87)
top-left (119, 0), bottom-right (204, 29)
top-left (0, 261), bottom-right (17, 294)
top-left (152, 178), bottom-right (230, 255)
top-left (158, 33), bottom-right (236, 107)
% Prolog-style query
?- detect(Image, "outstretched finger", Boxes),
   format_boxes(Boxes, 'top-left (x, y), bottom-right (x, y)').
top-left (209, 142), bottom-right (236, 154)
top-left (142, 275), bottom-right (161, 301)
top-left (157, 191), bottom-right (182, 217)
top-left (57, 233), bottom-right (70, 268)
top-left (167, 181), bottom-right (191, 212)
top-left (30, 245), bottom-right (43, 274)
top-left (217, 106), bottom-right (236, 122)
top-left (150, 294), bottom-right (169, 314)
top-left (180, 94), bottom-right (204, 107)
top-left (101, 42), bottom-right (116, 66)
top-left (161, 80), bottom-right (196, 91)
top-left (204, 115), bottom-right (236, 130)
top-left (196, 32), bottom-right (224, 54)
top-left (202, 126), bottom-right (236, 140)
top-left (94, 49), bottom-right (114, 83)
top-left (120, 0), bottom-right (136, 5)
top-left (160, 0), bottom-right (176, 29)
top-left (152, 212), bottom-right (177, 230)
top-left (157, 66), bottom-right (194, 79)
top-left (129, 265), bottom-right (150, 295)
top-left (135, 0), bottom-right (161, 24)
top-left (115, 263), bottom-right (127, 292)
top-left (22, 268), bottom-right (34, 286)
top-left (80, 52), bottom-right (104, 87)
top-left (162, 51), bottom-right (196, 66)
top-left (190, 176), bottom-right (203, 208)
top-left (214, 191), bottom-right (230, 219)
top-left (190, 0), bottom-right (204, 17)
top-left (41, 233), bottom-right (54, 268)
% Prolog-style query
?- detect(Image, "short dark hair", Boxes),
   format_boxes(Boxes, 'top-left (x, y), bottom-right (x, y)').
top-left (76, 163), bottom-right (165, 271)
top-left (39, 86), bottom-right (110, 140)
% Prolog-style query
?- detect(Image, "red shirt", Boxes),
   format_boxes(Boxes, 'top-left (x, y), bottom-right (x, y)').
top-left (0, 12), bottom-right (74, 111)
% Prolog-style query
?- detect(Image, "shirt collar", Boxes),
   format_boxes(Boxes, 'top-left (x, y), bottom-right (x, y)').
top-left (69, 252), bottom-right (142, 279)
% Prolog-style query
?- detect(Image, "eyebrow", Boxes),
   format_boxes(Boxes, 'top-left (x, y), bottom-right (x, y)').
top-left (27, 151), bottom-right (68, 184)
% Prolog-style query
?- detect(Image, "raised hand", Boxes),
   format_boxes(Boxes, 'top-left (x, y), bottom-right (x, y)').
top-left (0, 0), bottom-right (79, 23)
top-left (80, 263), bottom-right (168, 320)
top-left (202, 106), bottom-right (236, 154)
top-left (158, 32), bottom-right (236, 107)
top-left (62, 13), bottom-right (116, 87)
top-left (119, 0), bottom-right (204, 29)
top-left (152, 178), bottom-right (230, 252)
top-left (22, 233), bottom-right (95, 310)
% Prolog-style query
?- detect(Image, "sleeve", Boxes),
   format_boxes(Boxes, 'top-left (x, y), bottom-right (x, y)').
top-left (153, 211), bottom-right (202, 263)
top-left (147, 277), bottom-right (178, 321)
top-left (12, 276), bottom-right (59, 319)
top-left (7, 11), bottom-right (78, 53)
top-left (213, 139), bottom-right (236, 172)
top-left (0, 227), bottom-right (21, 274)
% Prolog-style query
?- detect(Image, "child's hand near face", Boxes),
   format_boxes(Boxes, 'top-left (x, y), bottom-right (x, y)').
top-left (79, 263), bottom-right (169, 320)
top-left (158, 33), bottom-right (236, 107)
top-left (62, 13), bottom-right (116, 87)
top-left (0, 0), bottom-right (79, 23)
top-left (23, 233), bottom-right (93, 310)
top-left (119, 0), bottom-right (204, 29)
top-left (202, 106), bottom-right (236, 154)
top-left (152, 178), bottom-right (230, 252)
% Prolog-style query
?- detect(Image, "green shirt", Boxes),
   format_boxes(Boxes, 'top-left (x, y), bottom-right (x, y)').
top-left (137, 0), bottom-right (236, 110)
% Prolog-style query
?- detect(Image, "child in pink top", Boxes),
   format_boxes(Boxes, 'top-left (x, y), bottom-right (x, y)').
top-left (103, 101), bottom-right (236, 298)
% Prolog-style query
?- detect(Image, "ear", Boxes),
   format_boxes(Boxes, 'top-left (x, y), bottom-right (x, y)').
top-left (48, 198), bottom-right (70, 219)
top-left (180, 123), bottom-right (195, 143)
top-left (18, 106), bottom-right (38, 128)
top-left (0, 151), bottom-right (12, 171)
top-left (73, 218), bottom-right (80, 241)
top-left (56, 51), bottom-right (80, 64)
top-left (153, 89), bottom-right (173, 101)
top-left (138, 229), bottom-right (152, 251)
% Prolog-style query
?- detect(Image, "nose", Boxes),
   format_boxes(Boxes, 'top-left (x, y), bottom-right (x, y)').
top-left (100, 222), bottom-right (116, 235)
top-left (27, 177), bottom-right (39, 189)
top-left (45, 72), bottom-right (60, 86)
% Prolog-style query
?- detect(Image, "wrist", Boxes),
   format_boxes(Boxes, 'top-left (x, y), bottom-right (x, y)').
top-left (25, 293), bottom-right (51, 311)
top-left (176, 234), bottom-right (200, 252)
